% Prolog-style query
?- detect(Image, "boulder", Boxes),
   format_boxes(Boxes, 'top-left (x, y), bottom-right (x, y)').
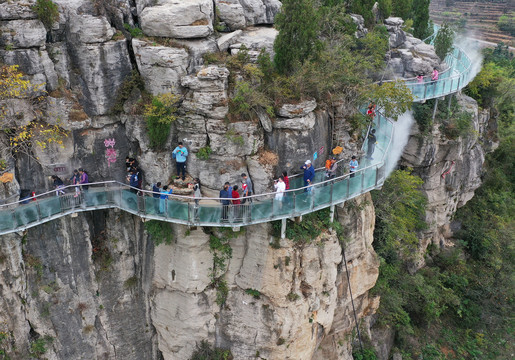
top-left (215, 0), bottom-right (246, 30)
top-left (0, 20), bottom-right (46, 48)
top-left (273, 112), bottom-right (316, 131)
top-left (277, 99), bottom-right (317, 118)
top-left (389, 28), bottom-right (407, 48)
top-left (239, 0), bottom-right (281, 26)
top-left (217, 30), bottom-right (243, 52)
top-left (68, 15), bottom-right (116, 43)
top-left (173, 37), bottom-right (218, 72)
top-left (181, 66), bottom-right (230, 120)
top-left (140, 0), bottom-right (214, 39)
top-left (256, 107), bottom-right (273, 132)
top-left (229, 26), bottom-right (278, 57)
top-left (350, 14), bottom-right (368, 38)
top-left (132, 39), bottom-right (189, 95)
top-left (0, 3), bottom-right (37, 20)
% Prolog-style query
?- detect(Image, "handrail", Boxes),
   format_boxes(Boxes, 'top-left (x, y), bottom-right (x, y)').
top-left (0, 27), bottom-right (479, 235)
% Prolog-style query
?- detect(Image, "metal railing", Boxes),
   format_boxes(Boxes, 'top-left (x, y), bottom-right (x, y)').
top-left (0, 29), bottom-right (477, 235)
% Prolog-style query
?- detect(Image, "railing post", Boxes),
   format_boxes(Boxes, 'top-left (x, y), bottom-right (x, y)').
top-left (375, 166), bottom-right (379, 187)
top-left (11, 209), bottom-right (16, 231)
top-left (361, 170), bottom-right (365, 192)
top-left (346, 176), bottom-right (350, 198)
top-left (35, 198), bottom-right (41, 222)
top-left (329, 181), bottom-right (334, 204)
top-left (310, 186), bottom-right (315, 210)
top-left (292, 192), bottom-right (296, 216)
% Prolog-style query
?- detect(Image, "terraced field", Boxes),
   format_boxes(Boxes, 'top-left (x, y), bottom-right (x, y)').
top-left (430, 0), bottom-right (515, 46)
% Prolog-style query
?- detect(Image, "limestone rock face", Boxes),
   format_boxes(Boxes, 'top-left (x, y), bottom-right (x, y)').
top-left (266, 110), bottom-right (332, 176)
top-left (384, 17), bottom-right (442, 79)
top-left (68, 15), bottom-right (115, 43)
top-left (69, 40), bottom-right (132, 116)
top-left (0, 20), bottom-right (46, 48)
top-left (133, 39), bottom-right (189, 95)
top-left (401, 93), bottom-right (497, 266)
top-left (230, 26), bottom-right (278, 60)
top-left (139, 0), bottom-right (214, 39)
top-left (215, 0), bottom-right (246, 30)
top-left (0, 211), bottom-right (155, 359)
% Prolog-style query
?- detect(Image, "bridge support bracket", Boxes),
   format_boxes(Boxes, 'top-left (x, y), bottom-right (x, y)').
top-left (232, 226), bottom-right (240, 233)
top-left (294, 215), bottom-right (302, 224)
top-left (329, 205), bottom-right (335, 233)
top-left (281, 218), bottom-right (287, 239)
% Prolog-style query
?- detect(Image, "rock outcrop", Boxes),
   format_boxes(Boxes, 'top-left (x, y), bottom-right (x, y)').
top-left (401, 93), bottom-right (497, 268)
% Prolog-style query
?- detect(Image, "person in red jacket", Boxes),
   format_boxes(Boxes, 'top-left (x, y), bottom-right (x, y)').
top-left (282, 171), bottom-right (290, 190)
top-left (231, 185), bottom-right (241, 221)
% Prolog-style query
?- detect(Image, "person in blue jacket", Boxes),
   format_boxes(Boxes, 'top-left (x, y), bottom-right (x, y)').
top-left (300, 160), bottom-right (315, 191)
top-left (219, 182), bottom-right (231, 221)
top-left (159, 185), bottom-right (172, 214)
top-left (129, 169), bottom-right (140, 193)
top-left (172, 142), bottom-right (189, 181)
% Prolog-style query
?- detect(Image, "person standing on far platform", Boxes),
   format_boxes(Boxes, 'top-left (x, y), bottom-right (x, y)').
top-left (172, 142), bottom-right (188, 181)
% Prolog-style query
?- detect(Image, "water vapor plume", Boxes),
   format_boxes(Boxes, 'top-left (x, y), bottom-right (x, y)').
top-left (385, 111), bottom-right (415, 177)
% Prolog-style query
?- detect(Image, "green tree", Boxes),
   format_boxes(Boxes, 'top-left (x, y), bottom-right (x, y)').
top-left (392, 0), bottom-right (413, 20)
top-left (412, 0), bottom-right (430, 39)
top-left (434, 23), bottom-right (455, 60)
top-left (348, 0), bottom-right (376, 27)
top-left (365, 80), bottom-right (414, 119)
top-left (273, 0), bottom-right (321, 74)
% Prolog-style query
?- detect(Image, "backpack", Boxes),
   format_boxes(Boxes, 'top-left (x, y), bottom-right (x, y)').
top-left (325, 159), bottom-right (331, 170)
top-left (172, 151), bottom-right (176, 160)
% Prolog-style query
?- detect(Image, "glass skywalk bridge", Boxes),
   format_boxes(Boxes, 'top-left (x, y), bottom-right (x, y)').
top-left (0, 35), bottom-right (476, 236)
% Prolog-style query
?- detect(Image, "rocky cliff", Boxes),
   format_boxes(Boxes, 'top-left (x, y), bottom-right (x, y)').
top-left (0, 1), bottom-right (492, 359)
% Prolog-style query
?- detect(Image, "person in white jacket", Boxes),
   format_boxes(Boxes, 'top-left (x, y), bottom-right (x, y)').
top-left (274, 176), bottom-right (286, 206)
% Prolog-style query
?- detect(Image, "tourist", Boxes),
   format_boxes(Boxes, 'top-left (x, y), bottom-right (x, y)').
top-left (274, 176), bottom-right (286, 204)
top-left (78, 168), bottom-right (89, 191)
top-left (219, 182), bottom-right (231, 221)
top-left (349, 156), bottom-right (358, 178)
top-left (129, 169), bottom-right (139, 194)
top-left (69, 169), bottom-right (80, 197)
top-left (326, 157), bottom-right (338, 180)
top-left (172, 142), bottom-right (188, 181)
top-left (367, 104), bottom-right (376, 119)
top-left (159, 185), bottom-right (172, 214)
top-left (241, 173), bottom-right (253, 204)
top-left (152, 182), bottom-right (161, 198)
top-left (431, 68), bottom-right (439, 82)
top-left (282, 171), bottom-right (290, 191)
top-left (417, 73), bottom-right (424, 83)
top-left (52, 175), bottom-right (65, 196)
top-left (232, 184), bottom-right (241, 220)
top-left (301, 160), bottom-right (315, 191)
top-left (367, 129), bottom-right (377, 160)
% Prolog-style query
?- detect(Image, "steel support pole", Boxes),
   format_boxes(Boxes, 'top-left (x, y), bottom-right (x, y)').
top-left (329, 205), bottom-right (335, 233)
top-left (281, 218), bottom-right (287, 239)
top-left (432, 98), bottom-right (439, 122)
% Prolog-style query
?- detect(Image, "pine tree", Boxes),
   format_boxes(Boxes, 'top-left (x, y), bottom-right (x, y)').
top-left (273, 0), bottom-right (321, 74)
top-left (412, 0), bottom-right (430, 39)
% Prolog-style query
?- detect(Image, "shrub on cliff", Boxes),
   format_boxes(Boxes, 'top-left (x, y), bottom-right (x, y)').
top-left (143, 93), bottom-right (179, 149)
top-left (32, 0), bottom-right (59, 29)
